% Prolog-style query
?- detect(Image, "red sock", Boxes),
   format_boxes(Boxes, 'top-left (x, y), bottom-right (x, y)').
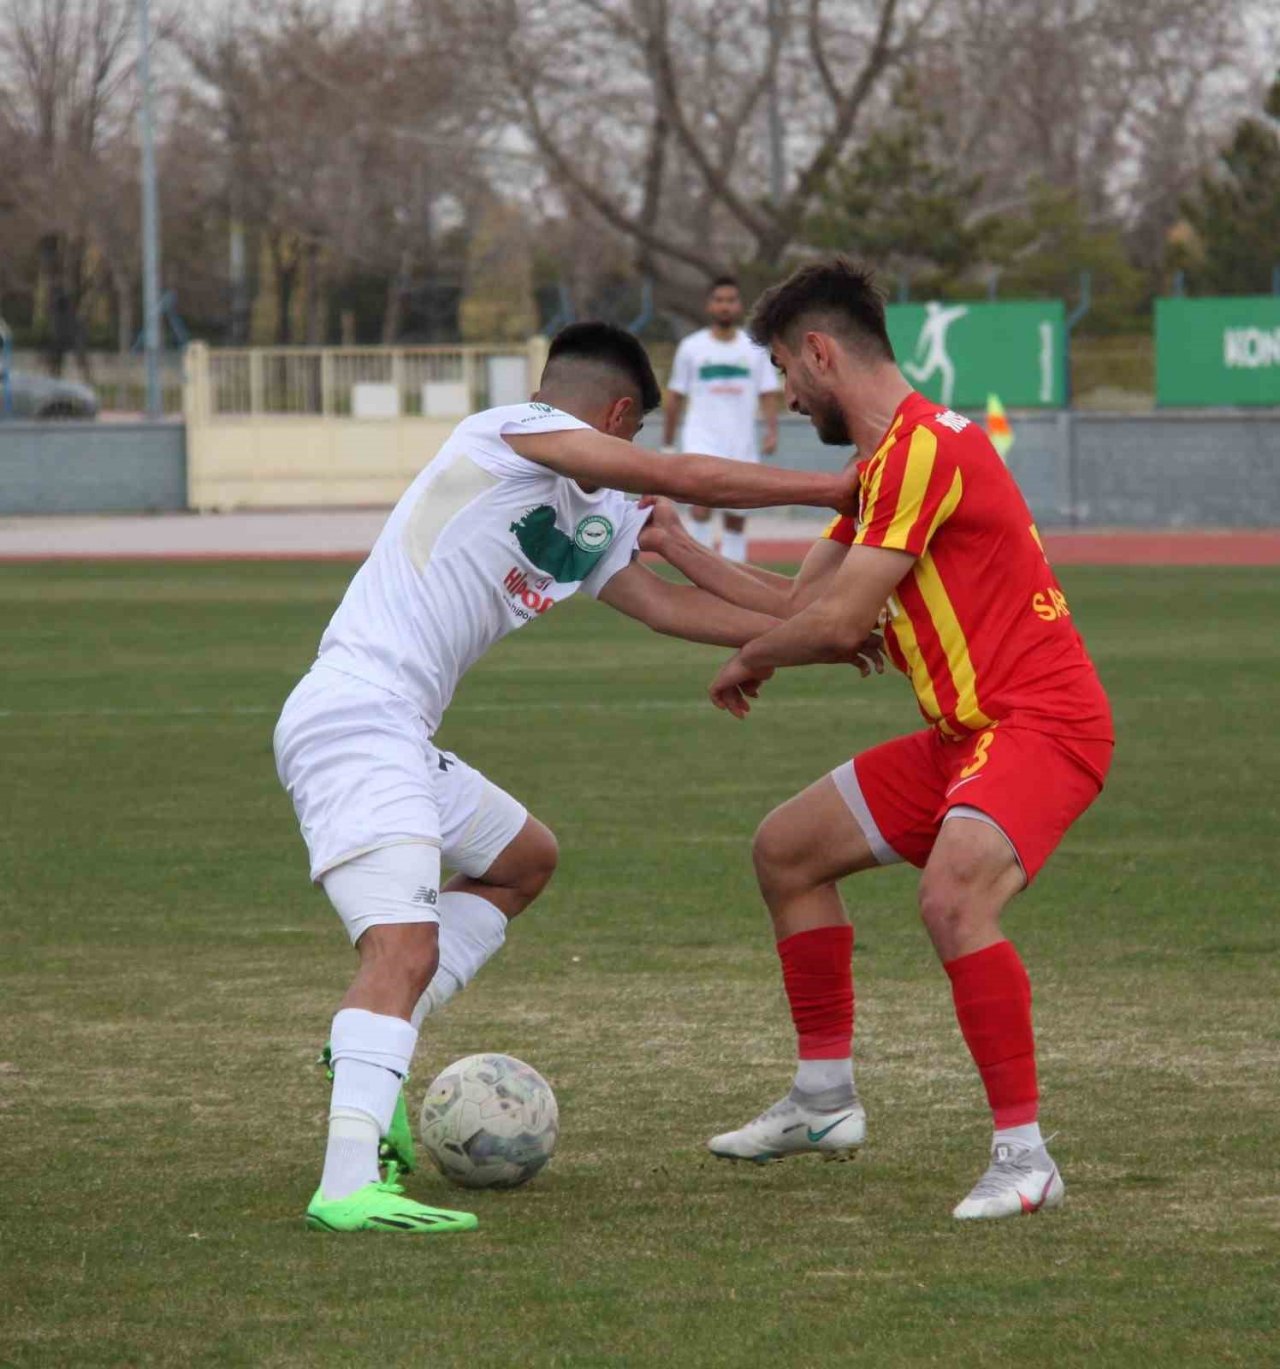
top-left (944, 940), bottom-right (1039, 1127)
top-left (777, 925), bottom-right (854, 1058)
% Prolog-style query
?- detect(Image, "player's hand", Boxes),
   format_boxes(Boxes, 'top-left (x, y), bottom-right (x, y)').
top-left (851, 632), bottom-right (886, 678)
top-left (761, 429), bottom-right (779, 457)
top-left (829, 474), bottom-right (858, 515)
top-left (637, 495), bottom-right (685, 551)
top-left (709, 652), bottom-right (774, 719)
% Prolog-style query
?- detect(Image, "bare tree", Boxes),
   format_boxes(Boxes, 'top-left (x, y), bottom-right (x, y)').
top-left (0, 0), bottom-right (139, 371)
top-left (496, 0), bottom-right (942, 305)
top-left (183, 0), bottom-right (497, 345)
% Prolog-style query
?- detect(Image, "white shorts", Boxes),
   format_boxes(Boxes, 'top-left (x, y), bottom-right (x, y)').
top-left (274, 665), bottom-right (527, 884)
top-left (322, 841), bottom-right (443, 945)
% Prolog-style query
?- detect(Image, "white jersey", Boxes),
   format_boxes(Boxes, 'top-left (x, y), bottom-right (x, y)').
top-left (312, 402), bottom-right (647, 734)
top-left (669, 327), bottom-right (780, 463)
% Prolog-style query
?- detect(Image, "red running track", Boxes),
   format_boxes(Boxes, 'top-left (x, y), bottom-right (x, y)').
top-left (2, 530), bottom-right (1279, 566)
top-left (750, 531), bottom-right (1280, 567)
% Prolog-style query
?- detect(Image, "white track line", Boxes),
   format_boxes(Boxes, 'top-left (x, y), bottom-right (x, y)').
top-left (0, 697), bottom-right (875, 722)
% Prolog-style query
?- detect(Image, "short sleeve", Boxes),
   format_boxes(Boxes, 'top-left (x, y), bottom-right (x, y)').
top-left (580, 500), bottom-right (651, 600)
top-left (668, 339), bottom-right (693, 395)
top-left (754, 346), bottom-right (782, 395)
top-left (854, 425), bottom-right (963, 557)
top-left (497, 402), bottom-right (592, 438)
top-left (822, 514), bottom-right (856, 546)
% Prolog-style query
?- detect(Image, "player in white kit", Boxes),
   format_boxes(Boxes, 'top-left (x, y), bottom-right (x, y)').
top-left (275, 324), bottom-right (856, 1233)
top-left (662, 276), bottom-right (782, 562)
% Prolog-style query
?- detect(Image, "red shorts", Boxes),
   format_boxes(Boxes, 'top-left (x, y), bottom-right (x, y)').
top-left (832, 723), bottom-right (1113, 882)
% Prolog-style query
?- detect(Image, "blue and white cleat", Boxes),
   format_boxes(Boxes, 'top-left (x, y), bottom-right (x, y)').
top-left (952, 1139), bottom-right (1065, 1220)
top-left (708, 1093), bottom-right (866, 1163)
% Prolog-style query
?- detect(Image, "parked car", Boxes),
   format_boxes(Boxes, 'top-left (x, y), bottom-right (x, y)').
top-left (0, 370), bottom-right (99, 419)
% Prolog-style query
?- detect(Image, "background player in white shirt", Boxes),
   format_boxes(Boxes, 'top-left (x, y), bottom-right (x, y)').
top-left (663, 276), bottom-right (782, 563)
top-left (274, 323), bottom-right (857, 1235)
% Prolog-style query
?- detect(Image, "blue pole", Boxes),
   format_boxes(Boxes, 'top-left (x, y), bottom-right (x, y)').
top-left (1272, 264), bottom-right (1280, 296)
top-left (0, 317), bottom-right (12, 418)
top-left (626, 279), bottom-right (654, 335)
top-left (138, 0), bottom-right (162, 418)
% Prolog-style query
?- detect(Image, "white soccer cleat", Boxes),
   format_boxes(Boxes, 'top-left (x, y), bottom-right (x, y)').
top-left (952, 1140), bottom-right (1065, 1220)
top-left (708, 1094), bottom-right (866, 1163)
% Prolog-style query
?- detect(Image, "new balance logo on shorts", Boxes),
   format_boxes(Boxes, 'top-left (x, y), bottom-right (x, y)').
top-left (412, 886), bottom-right (438, 907)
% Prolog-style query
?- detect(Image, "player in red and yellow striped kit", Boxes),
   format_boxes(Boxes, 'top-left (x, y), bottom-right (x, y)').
top-left (661, 258), bottom-right (1114, 1219)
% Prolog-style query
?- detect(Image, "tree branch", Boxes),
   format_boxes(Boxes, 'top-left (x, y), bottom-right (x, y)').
top-left (506, 41), bottom-right (720, 278)
top-left (645, 0), bottom-right (776, 243)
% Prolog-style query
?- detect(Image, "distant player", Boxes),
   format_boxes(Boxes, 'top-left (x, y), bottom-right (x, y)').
top-left (650, 260), bottom-right (1114, 1220)
top-left (274, 323), bottom-right (855, 1235)
top-left (662, 276), bottom-right (781, 563)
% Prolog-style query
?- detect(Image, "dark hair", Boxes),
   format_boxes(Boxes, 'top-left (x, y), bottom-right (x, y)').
top-left (707, 274), bottom-right (740, 296)
top-left (748, 256), bottom-right (894, 362)
top-left (544, 321), bottom-right (662, 412)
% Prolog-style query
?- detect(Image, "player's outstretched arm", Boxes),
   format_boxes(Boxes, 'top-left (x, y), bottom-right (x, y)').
top-left (709, 543), bottom-right (913, 717)
top-left (639, 497), bottom-right (849, 619)
top-left (596, 560), bottom-right (781, 648)
top-left (507, 428), bottom-right (852, 513)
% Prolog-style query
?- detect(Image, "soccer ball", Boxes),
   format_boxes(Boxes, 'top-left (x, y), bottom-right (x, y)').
top-left (418, 1053), bottom-right (558, 1190)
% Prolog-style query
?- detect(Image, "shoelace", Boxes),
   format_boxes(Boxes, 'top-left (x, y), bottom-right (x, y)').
top-left (969, 1152), bottom-right (1040, 1198)
top-left (750, 1098), bottom-right (798, 1128)
top-left (968, 1135), bottom-right (1059, 1199)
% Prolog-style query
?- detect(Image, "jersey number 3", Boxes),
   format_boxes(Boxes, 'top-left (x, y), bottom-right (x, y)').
top-left (959, 729), bottom-right (996, 779)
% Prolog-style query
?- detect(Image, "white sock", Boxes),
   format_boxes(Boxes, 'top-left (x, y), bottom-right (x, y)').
top-left (720, 527), bottom-right (748, 562)
top-left (321, 1008), bottom-right (417, 1200)
top-left (793, 1057), bottom-right (855, 1096)
top-left (688, 516), bottom-right (715, 548)
top-left (320, 1109), bottom-right (382, 1202)
top-left (994, 1122), bottom-right (1044, 1151)
top-left (411, 892), bottom-right (508, 1027)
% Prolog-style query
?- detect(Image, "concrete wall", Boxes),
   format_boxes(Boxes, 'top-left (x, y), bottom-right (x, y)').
top-left (185, 416), bottom-right (457, 510)
top-left (183, 340), bottom-right (546, 511)
top-left (0, 421), bottom-right (186, 515)
top-left (3, 405), bottom-right (1278, 527)
top-left (759, 411), bottom-right (1280, 528)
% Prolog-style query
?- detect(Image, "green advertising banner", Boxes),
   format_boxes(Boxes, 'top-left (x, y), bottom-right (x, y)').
top-left (885, 300), bottom-right (1066, 409)
top-left (1156, 296), bottom-right (1280, 407)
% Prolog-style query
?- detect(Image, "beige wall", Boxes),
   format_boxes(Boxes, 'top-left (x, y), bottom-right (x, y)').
top-left (184, 339), bottom-right (549, 511)
top-left (186, 413), bottom-right (458, 510)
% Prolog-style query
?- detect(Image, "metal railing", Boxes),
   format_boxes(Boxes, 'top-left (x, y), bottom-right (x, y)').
top-left (201, 341), bottom-right (549, 419)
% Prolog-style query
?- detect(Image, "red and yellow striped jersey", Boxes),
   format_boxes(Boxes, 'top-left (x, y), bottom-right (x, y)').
top-left (823, 392), bottom-right (1112, 741)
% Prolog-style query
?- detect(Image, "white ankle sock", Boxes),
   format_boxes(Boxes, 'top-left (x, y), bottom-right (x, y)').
top-left (720, 527), bottom-right (747, 562)
top-left (994, 1122), bottom-right (1044, 1150)
top-left (321, 1008), bottom-right (418, 1200)
top-left (411, 892), bottom-right (508, 1027)
top-left (793, 1058), bottom-right (855, 1095)
top-left (321, 1108), bottom-right (383, 1201)
top-left (688, 516), bottom-right (715, 548)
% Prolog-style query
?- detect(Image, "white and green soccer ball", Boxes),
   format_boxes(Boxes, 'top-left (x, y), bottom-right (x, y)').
top-left (418, 1053), bottom-right (559, 1190)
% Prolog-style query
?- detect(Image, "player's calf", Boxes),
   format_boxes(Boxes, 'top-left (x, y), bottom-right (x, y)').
top-left (412, 816), bottom-right (559, 1025)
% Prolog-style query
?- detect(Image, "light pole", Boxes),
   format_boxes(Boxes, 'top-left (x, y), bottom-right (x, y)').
top-left (766, 0), bottom-right (785, 207)
top-left (138, 0), bottom-right (162, 419)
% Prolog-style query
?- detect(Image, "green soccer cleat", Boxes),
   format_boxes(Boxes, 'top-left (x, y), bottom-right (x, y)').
top-left (305, 1180), bottom-right (477, 1234)
top-left (318, 1042), bottom-right (417, 1177)
top-left (380, 1085), bottom-right (417, 1178)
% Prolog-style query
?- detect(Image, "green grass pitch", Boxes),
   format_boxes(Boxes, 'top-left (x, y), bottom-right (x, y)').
top-left (1, 562), bottom-right (1277, 1366)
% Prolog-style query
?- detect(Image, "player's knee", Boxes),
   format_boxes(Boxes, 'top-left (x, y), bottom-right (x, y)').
top-left (752, 812), bottom-right (807, 900)
top-left (917, 860), bottom-right (989, 938)
top-left (515, 821), bottom-right (559, 901)
top-left (357, 922), bottom-right (440, 997)
top-left (494, 818), bottom-right (558, 916)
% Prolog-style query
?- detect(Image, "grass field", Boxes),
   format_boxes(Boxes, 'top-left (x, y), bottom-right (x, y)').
top-left (2, 561), bottom-right (1277, 1368)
